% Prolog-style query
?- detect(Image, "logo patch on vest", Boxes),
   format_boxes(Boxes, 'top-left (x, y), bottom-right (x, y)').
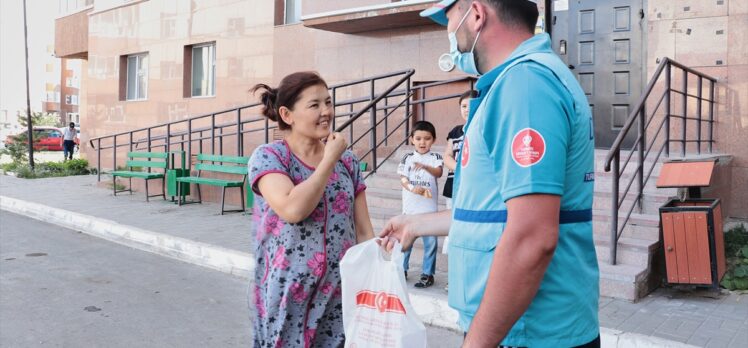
top-left (460, 136), bottom-right (470, 167)
top-left (511, 128), bottom-right (546, 167)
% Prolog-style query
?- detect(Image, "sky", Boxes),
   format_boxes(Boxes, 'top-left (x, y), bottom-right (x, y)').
top-left (0, 0), bottom-right (57, 122)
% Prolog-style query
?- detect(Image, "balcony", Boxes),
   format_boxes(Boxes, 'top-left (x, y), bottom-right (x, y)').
top-left (55, 6), bottom-right (92, 59)
top-left (302, 0), bottom-right (438, 34)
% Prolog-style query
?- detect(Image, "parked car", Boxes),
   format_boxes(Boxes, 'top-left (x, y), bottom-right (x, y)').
top-left (4, 126), bottom-right (80, 151)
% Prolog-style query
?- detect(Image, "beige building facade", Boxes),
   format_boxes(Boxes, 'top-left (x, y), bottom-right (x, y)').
top-left (55, 0), bottom-right (746, 219)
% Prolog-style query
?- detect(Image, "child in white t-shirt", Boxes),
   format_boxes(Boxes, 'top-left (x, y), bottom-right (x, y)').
top-left (397, 121), bottom-right (443, 288)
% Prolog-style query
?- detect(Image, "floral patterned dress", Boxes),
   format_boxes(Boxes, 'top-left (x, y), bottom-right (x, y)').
top-left (248, 140), bottom-right (367, 348)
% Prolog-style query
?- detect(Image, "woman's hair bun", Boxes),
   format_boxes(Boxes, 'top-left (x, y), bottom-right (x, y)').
top-left (251, 83), bottom-right (279, 122)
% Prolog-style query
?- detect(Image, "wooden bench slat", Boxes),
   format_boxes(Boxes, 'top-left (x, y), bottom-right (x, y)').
top-left (127, 160), bottom-right (168, 169)
top-left (128, 152), bottom-right (168, 159)
top-left (111, 171), bottom-right (164, 179)
top-left (197, 153), bottom-right (249, 164)
top-left (176, 176), bottom-right (244, 187)
top-left (195, 163), bottom-right (248, 175)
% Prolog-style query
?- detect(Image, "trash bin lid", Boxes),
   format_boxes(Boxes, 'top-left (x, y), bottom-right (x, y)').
top-left (656, 160), bottom-right (715, 188)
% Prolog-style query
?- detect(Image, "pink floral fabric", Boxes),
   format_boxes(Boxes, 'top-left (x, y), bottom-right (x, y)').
top-left (248, 140), bottom-right (366, 348)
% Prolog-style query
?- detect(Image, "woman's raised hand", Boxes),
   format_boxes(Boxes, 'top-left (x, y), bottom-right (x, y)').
top-left (324, 132), bottom-right (348, 162)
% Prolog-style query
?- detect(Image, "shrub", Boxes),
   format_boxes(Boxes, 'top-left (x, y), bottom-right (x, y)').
top-left (63, 159), bottom-right (90, 175)
top-left (8, 159), bottom-right (91, 179)
top-left (721, 224), bottom-right (748, 290)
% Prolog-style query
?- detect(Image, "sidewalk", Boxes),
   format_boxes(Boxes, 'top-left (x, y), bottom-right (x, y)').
top-left (1, 174), bottom-right (746, 347)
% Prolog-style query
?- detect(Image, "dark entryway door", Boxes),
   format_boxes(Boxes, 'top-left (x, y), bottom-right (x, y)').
top-left (552, 0), bottom-right (644, 148)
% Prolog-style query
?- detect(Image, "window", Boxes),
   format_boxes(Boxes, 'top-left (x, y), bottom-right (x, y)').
top-left (190, 43), bottom-right (216, 97)
top-left (65, 95), bottom-right (79, 105)
top-left (126, 53), bottom-right (148, 100)
top-left (66, 77), bottom-right (80, 88)
top-left (284, 0), bottom-right (302, 24)
top-left (67, 113), bottom-right (80, 124)
top-left (47, 92), bottom-right (61, 102)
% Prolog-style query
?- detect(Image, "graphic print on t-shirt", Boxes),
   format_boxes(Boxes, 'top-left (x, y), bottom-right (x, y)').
top-left (397, 151), bottom-right (443, 215)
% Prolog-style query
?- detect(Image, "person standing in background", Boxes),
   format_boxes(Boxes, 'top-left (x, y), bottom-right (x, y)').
top-left (398, 121), bottom-right (443, 289)
top-left (61, 122), bottom-right (77, 161)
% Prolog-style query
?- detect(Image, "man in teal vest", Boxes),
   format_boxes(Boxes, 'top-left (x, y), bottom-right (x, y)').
top-left (380, 1), bottom-right (599, 346)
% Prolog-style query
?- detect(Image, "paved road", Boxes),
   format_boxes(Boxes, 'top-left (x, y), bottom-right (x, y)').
top-left (0, 211), bottom-right (464, 347)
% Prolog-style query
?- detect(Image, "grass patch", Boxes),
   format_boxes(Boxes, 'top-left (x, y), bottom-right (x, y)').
top-left (106, 180), bottom-right (127, 191)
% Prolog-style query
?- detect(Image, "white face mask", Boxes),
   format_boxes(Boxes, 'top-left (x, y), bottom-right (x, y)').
top-left (448, 6), bottom-right (482, 75)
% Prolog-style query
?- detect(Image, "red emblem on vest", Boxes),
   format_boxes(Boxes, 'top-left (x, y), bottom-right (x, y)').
top-left (355, 290), bottom-right (406, 314)
top-left (460, 137), bottom-right (470, 167)
top-left (511, 128), bottom-right (546, 167)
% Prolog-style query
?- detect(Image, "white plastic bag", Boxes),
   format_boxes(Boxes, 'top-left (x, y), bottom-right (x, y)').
top-left (340, 239), bottom-right (428, 348)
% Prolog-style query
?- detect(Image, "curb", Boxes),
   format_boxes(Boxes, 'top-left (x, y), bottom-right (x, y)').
top-left (0, 195), bottom-right (254, 278)
top-left (0, 195), bottom-right (698, 347)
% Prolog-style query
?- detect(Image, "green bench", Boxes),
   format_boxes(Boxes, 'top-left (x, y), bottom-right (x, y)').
top-left (110, 152), bottom-right (168, 201)
top-left (177, 154), bottom-right (250, 215)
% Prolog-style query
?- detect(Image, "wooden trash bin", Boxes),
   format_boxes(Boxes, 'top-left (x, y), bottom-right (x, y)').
top-left (659, 199), bottom-right (726, 287)
top-left (656, 160), bottom-right (726, 288)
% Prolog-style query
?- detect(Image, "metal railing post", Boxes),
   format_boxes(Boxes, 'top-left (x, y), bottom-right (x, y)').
top-left (113, 135), bottom-right (117, 172)
top-left (420, 86), bottom-right (426, 121)
top-left (166, 124), bottom-right (171, 154)
top-left (129, 132), bottom-right (133, 153)
top-left (637, 105), bottom-right (645, 211)
top-left (370, 80), bottom-right (378, 169)
top-left (664, 63), bottom-right (671, 157)
top-left (405, 77), bottom-right (411, 142)
top-left (187, 120), bottom-right (192, 171)
top-left (97, 138), bottom-right (101, 181)
top-left (219, 126), bottom-right (224, 156)
top-left (611, 152), bottom-right (620, 265)
top-left (237, 109), bottom-right (242, 156)
top-left (696, 76), bottom-right (703, 154)
top-left (681, 69), bottom-right (687, 157)
top-left (384, 96), bottom-right (389, 146)
top-left (147, 128), bottom-right (152, 152)
top-left (332, 87), bottom-right (337, 130)
top-left (211, 114), bottom-right (216, 156)
top-left (708, 80), bottom-right (715, 153)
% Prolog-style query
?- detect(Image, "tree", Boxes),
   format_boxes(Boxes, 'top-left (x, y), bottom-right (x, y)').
top-left (17, 110), bottom-right (60, 128)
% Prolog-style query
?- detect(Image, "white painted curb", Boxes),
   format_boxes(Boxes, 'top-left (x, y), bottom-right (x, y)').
top-left (1, 195), bottom-right (698, 347)
top-left (0, 195), bottom-right (254, 278)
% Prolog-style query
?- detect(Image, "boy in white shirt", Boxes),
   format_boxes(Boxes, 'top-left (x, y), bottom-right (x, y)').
top-left (397, 121), bottom-right (443, 288)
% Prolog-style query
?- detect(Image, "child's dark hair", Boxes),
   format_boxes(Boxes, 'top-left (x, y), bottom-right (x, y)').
top-left (411, 121), bottom-right (436, 138)
top-left (250, 71), bottom-right (328, 130)
top-left (458, 90), bottom-right (478, 104)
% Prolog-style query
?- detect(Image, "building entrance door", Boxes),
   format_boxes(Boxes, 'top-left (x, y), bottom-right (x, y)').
top-left (552, 0), bottom-right (645, 148)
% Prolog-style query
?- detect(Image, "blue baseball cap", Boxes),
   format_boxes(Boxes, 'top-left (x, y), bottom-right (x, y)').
top-left (420, 0), bottom-right (539, 26)
top-left (419, 0), bottom-right (458, 26)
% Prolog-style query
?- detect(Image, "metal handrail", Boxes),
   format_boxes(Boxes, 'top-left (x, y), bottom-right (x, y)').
top-left (603, 57), bottom-right (718, 265)
top-left (89, 69), bottom-right (417, 180)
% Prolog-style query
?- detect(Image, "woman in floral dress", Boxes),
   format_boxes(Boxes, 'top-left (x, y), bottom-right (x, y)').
top-left (248, 72), bottom-right (374, 347)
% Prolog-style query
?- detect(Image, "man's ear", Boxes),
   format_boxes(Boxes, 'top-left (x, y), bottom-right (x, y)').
top-left (471, 1), bottom-right (488, 32)
top-left (279, 106), bottom-right (293, 127)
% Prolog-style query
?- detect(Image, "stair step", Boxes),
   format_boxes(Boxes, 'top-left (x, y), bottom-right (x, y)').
top-left (592, 190), bottom-right (671, 213)
top-left (598, 263), bottom-right (657, 301)
top-left (594, 235), bottom-right (660, 268)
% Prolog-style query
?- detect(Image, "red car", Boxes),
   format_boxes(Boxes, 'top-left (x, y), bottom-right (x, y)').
top-left (4, 127), bottom-right (79, 151)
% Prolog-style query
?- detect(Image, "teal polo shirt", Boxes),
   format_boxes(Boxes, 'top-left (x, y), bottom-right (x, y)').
top-left (448, 34), bottom-right (599, 347)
